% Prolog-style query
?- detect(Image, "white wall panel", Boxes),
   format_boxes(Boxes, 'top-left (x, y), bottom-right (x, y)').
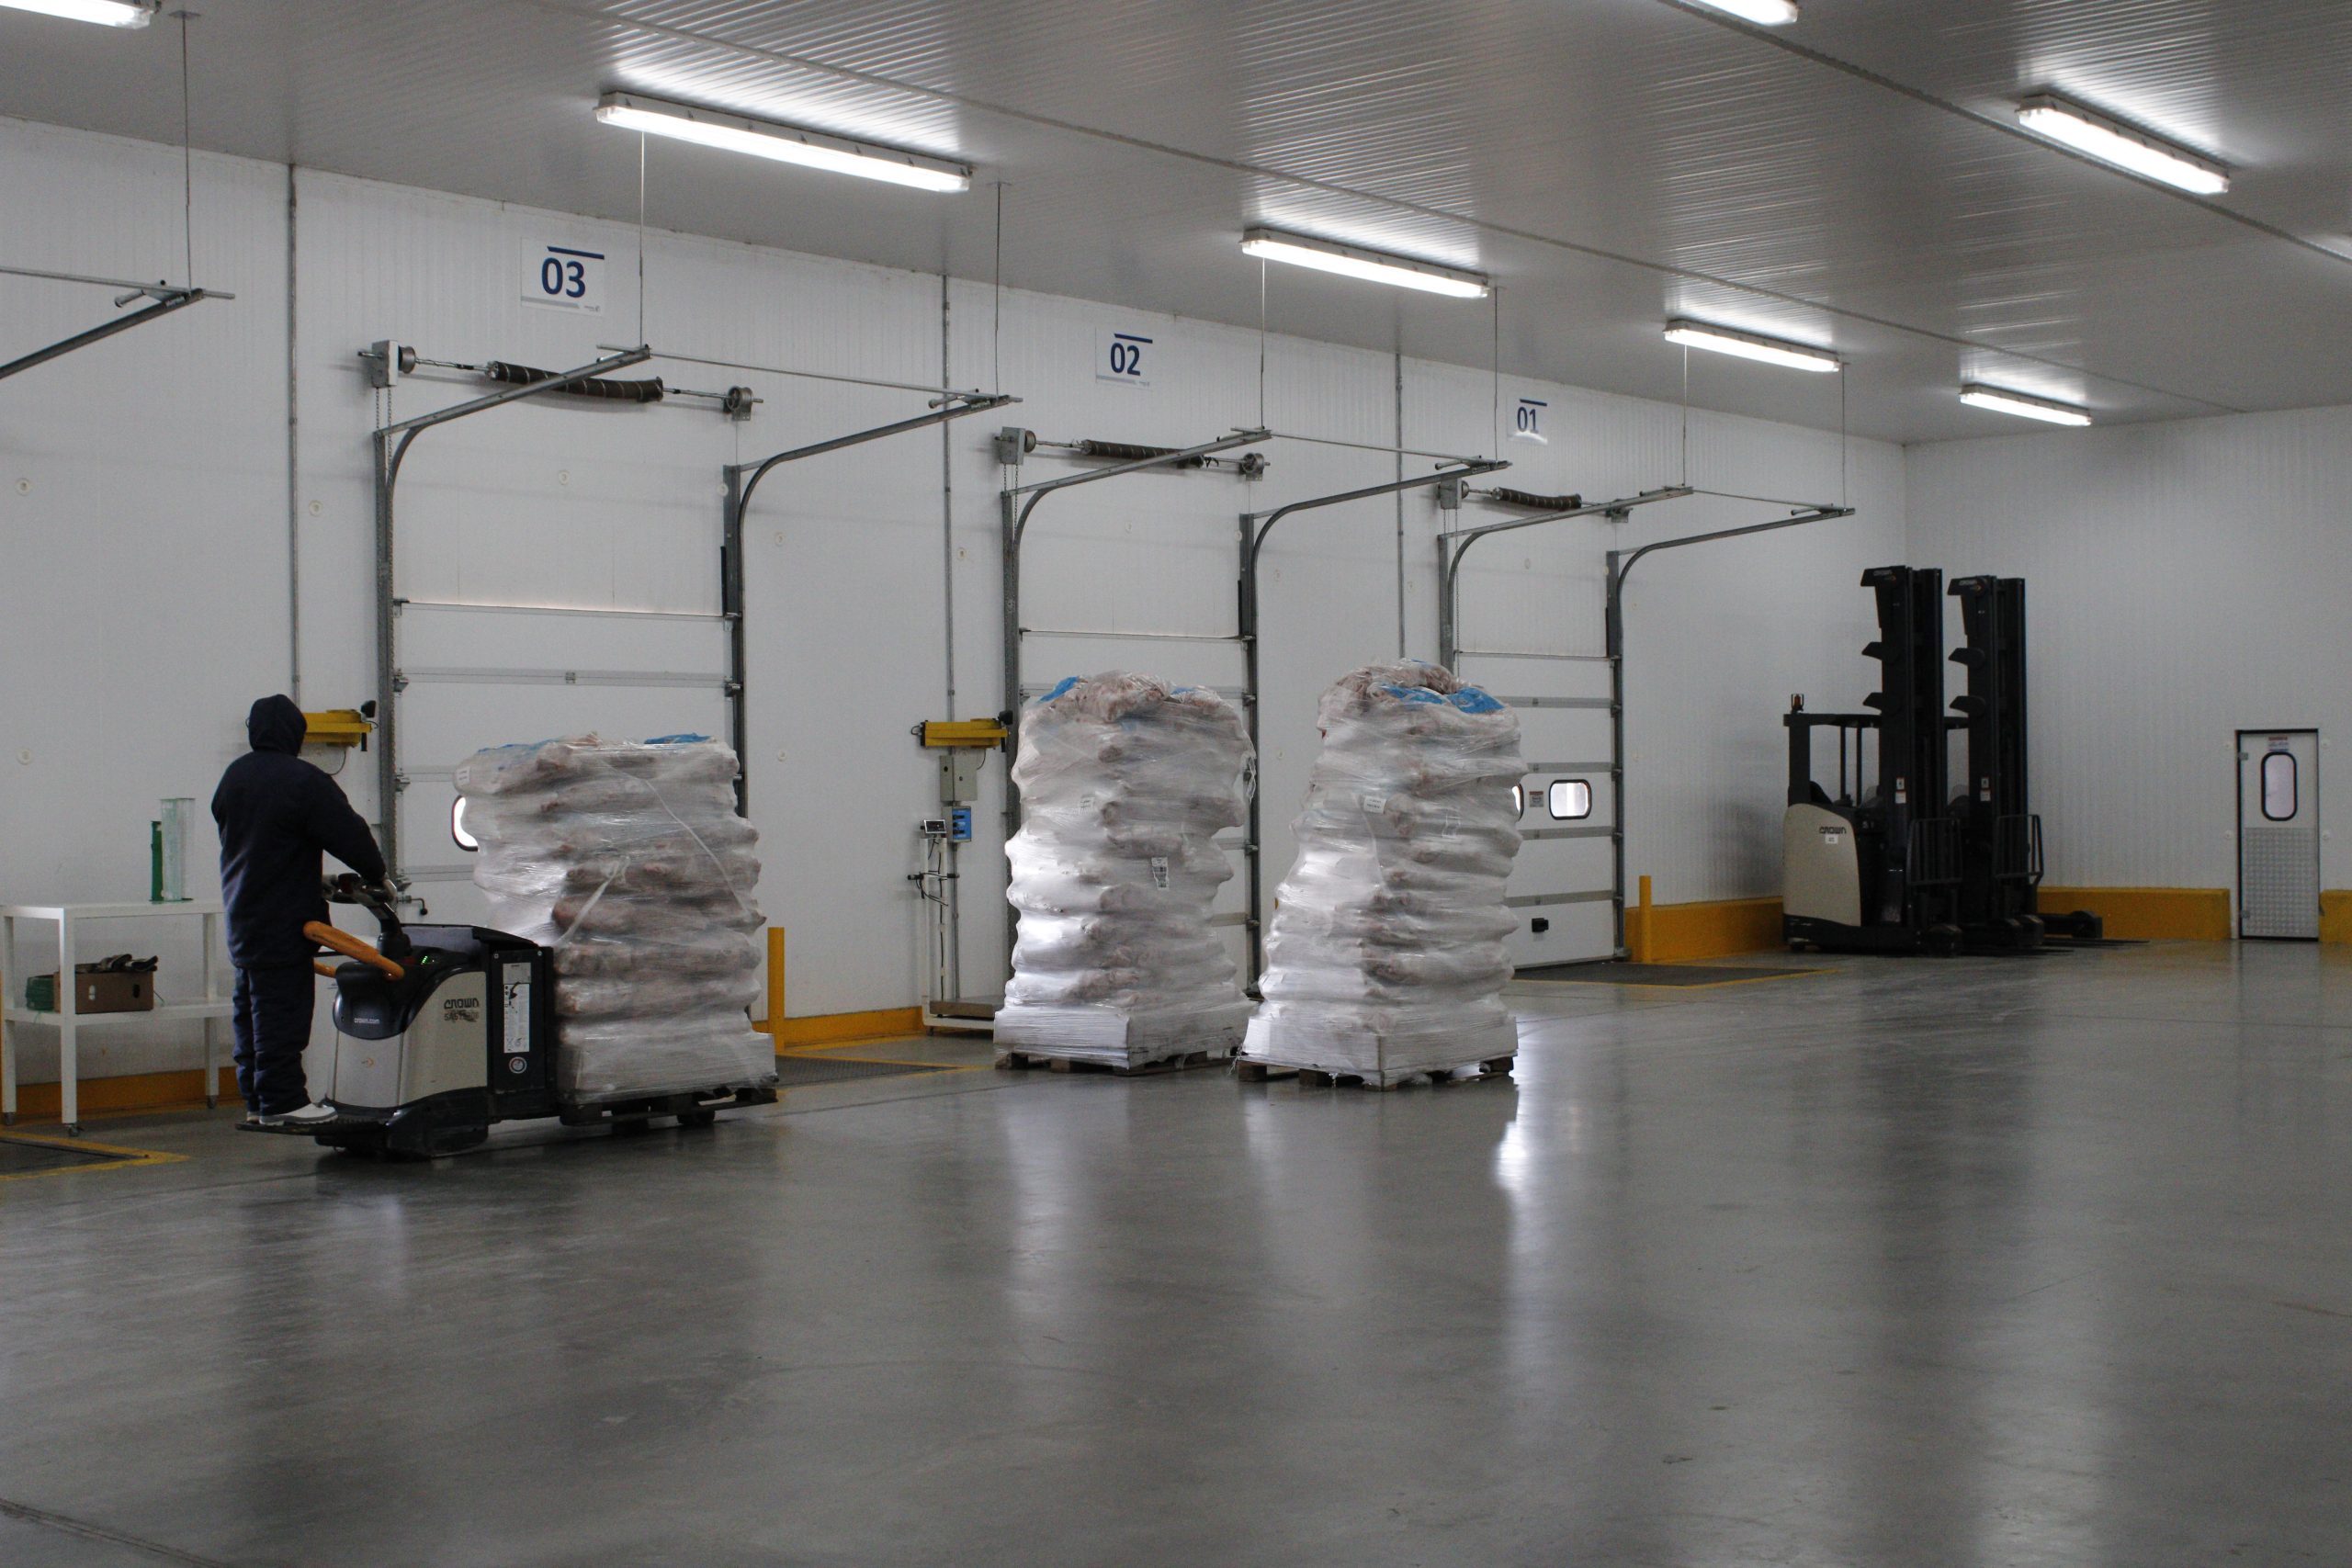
top-left (0, 120), bottom-right (288, 1085)
top-left (1907, 408), bottom-right (2352, 896)
top-left (4, 114), bottom-right (1911, 1090)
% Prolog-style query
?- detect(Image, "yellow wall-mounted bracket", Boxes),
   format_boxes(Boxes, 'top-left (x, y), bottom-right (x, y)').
top-left (919, 719), bottom-right (1008, 749)
top-left (303, 708), bottom-right (376, 750)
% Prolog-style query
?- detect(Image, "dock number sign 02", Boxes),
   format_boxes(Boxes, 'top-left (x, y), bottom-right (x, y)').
top-left (525, 243), bottom-right (605, 314)
top-left (1096, 329), bottom-right (1153, 387)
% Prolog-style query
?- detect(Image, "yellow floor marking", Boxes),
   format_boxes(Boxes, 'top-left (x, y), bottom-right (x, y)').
top-left (0, 1132), bottom-right (187, 1183)
top-left (775, 1044), bottom-right (989, 1074)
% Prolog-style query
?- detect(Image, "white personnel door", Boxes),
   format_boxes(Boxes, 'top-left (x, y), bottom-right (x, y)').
top-left (2238, 729), bottom-right (2319, 941)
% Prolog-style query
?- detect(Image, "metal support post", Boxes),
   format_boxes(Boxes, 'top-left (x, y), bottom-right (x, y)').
top-left (721, 466), bottom-right (749, 812)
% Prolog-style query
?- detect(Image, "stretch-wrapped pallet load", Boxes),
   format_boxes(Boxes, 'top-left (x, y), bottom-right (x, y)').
top-left (1242, 661), bottom-right (1526, 1085)
top-left (453, 735), bottom-right (776, 1105)
top-left (996, 672), bottom-right (1255, 1068)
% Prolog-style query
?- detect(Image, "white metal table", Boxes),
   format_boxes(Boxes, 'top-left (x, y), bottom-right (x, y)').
top-left (0, 901), bottom-right (231, 1134)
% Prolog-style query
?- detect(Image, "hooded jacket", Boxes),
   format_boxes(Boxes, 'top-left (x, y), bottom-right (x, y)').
top-left (210, 695), bottom-right (389, 967)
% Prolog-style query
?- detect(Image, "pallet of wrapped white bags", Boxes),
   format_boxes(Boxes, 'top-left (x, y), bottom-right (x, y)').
top-left (991, 1000), bottom-right (1250, 1073)
top-left (1235, 1012), bottom-right (1517, 1089)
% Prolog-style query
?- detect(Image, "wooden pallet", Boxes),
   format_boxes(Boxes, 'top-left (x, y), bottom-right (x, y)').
top-left (993, 1047), bottom-right (1236, 1077)
top-left (1235, 1056), bottom-right (1515, 1090)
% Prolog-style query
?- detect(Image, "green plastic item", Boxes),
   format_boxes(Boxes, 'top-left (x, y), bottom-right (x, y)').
top-left (150, 820), bottom-right (164, 903)
top-left (26, 974), bottom-right (56, 1012)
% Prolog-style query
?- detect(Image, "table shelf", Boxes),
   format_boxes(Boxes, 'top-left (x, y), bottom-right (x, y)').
top-left (2, 903), bottom-right (229, 1133)
top-left (4, 999), bottom-right (232, 1027)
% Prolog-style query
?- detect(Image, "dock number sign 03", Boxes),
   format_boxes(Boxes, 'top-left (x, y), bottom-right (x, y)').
top-left (1096, 329), bottom-right (1153, 387)
top-left (525, 243), bottom-right (605, 314)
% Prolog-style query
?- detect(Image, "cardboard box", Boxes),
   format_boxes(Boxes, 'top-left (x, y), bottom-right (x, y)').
top-left (27, 968), bottom-right (155, 1015)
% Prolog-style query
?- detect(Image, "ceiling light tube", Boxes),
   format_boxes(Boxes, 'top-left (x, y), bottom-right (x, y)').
top-left (595, 91), bottom-right (971, 193)
top-left (1683, 0), bottom-right (1799, 24)
top-left (0, 0), bottom-right (157, 24)
top-left (1240, 228), bottom-right (1490, 299)
top-left (1664, 318), bottom-right (1840, 373)
top-left (1959, 383), bottom-right (2091, 427)
top-left (2015, 94), bottom-right (2228, 196)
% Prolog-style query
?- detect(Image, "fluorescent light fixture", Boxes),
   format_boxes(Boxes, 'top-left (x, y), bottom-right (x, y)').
top-left (1664, 318), bottom-right (1840, 373)
top-left (1240, 227), bottom-right (1490, 299)
top-left (0, 0), bottom-right (157, 24)
top-left (595, 91), bottom-right (971, 193)
top-left (1684, 0), bottom-right (1799, 23)
top-left (2015, 94), bottom-right (2228, 196)
top-left (1959, 383), bottom-right (2092, 427)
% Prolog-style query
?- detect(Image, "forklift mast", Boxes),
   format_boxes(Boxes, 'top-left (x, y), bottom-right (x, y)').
top-left (1860, 565), bottom-right (1957, 930)
top-left (1950, 575), bottom-right (2045, 940)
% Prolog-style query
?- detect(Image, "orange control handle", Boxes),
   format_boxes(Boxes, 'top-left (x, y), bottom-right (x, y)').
top-left (305, 920), bottom-right (404, 981)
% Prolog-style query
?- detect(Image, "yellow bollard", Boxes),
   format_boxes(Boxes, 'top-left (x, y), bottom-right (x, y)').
top-left (763, 926), bottom-right (786, 1034)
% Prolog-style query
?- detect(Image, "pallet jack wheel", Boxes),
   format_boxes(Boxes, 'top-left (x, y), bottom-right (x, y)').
top-left (677, 1110), bottom-right (718, 1129)
top-left (1925, 923), bottom-right (1963, 957)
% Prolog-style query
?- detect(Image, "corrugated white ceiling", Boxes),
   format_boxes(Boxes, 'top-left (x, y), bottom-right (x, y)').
top-left (2, 0), bottom-right (2346, 441)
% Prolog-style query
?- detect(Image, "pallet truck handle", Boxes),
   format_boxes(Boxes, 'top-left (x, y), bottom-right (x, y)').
top-left (305, 920), bottom-right (404, 981)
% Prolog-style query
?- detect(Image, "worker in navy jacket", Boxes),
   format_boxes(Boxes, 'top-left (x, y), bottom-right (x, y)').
top-left (210, 695), bottom-right (389, 1125)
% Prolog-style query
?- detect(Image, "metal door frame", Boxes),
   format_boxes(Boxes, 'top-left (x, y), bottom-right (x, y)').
top-left (997, 427), bottom-right (1272, 969)
top-left (722, 390), bottom-right (1016, 809)
top-left (2235, 726), bottom-right (2321, 942)
top-left (1440, 487), bottom-right (1853, 956)
top-left (374, 345), bottom-right (662, 891)
top-left (1237, 458), bottom-right (1506, 981)
top-left (999, 426), bottom-right (1271, 808)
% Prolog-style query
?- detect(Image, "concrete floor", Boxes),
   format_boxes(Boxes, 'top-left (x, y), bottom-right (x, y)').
top-left (3, 942), bottom-right (2348, 1566)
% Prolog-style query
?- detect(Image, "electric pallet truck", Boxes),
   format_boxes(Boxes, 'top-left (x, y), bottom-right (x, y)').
top-left (245, 877), bottom-right (776, 1156)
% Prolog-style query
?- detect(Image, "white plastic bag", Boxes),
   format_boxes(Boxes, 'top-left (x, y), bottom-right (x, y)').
top-left (996, 673), bottom-right (1255, 1064)
top-left (453, 734), bottom-right (775, 1103)
top-left (1245, 661), bottom-right (1525, 1081)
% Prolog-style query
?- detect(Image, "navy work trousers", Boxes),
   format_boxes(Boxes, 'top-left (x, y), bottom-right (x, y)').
top-left (232, 964), bottom-right (316, 1115)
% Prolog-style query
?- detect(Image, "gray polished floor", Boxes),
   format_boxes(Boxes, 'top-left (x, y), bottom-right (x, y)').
top-left (3, 942), bottom-right (2347, 1566)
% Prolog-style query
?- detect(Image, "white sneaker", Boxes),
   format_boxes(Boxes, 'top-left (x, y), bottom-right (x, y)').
top-left (263, 1102), bottom-right (340, 1127)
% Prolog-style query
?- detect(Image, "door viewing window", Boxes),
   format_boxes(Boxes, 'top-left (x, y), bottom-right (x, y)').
top-left (2262, 750), bottom-right (2298, 821)
top-left (1547, 779), bottom-right (1591, 820)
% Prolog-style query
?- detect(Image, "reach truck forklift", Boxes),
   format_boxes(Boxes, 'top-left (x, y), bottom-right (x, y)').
top-left (1783, 568), bottom-right (2100, 955)
top-left (1782, 565), bottom-right (1965, 953)
top-left (246, 879), bottom-right (777, 1156)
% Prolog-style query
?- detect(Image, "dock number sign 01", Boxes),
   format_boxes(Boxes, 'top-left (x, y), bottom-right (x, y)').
top-left (1096, 329), bottom-right (1153, 387)
top-left (1511, 396), bottom-right (1548, 444)
top-left (525, 243), bottom-right (605, 314)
